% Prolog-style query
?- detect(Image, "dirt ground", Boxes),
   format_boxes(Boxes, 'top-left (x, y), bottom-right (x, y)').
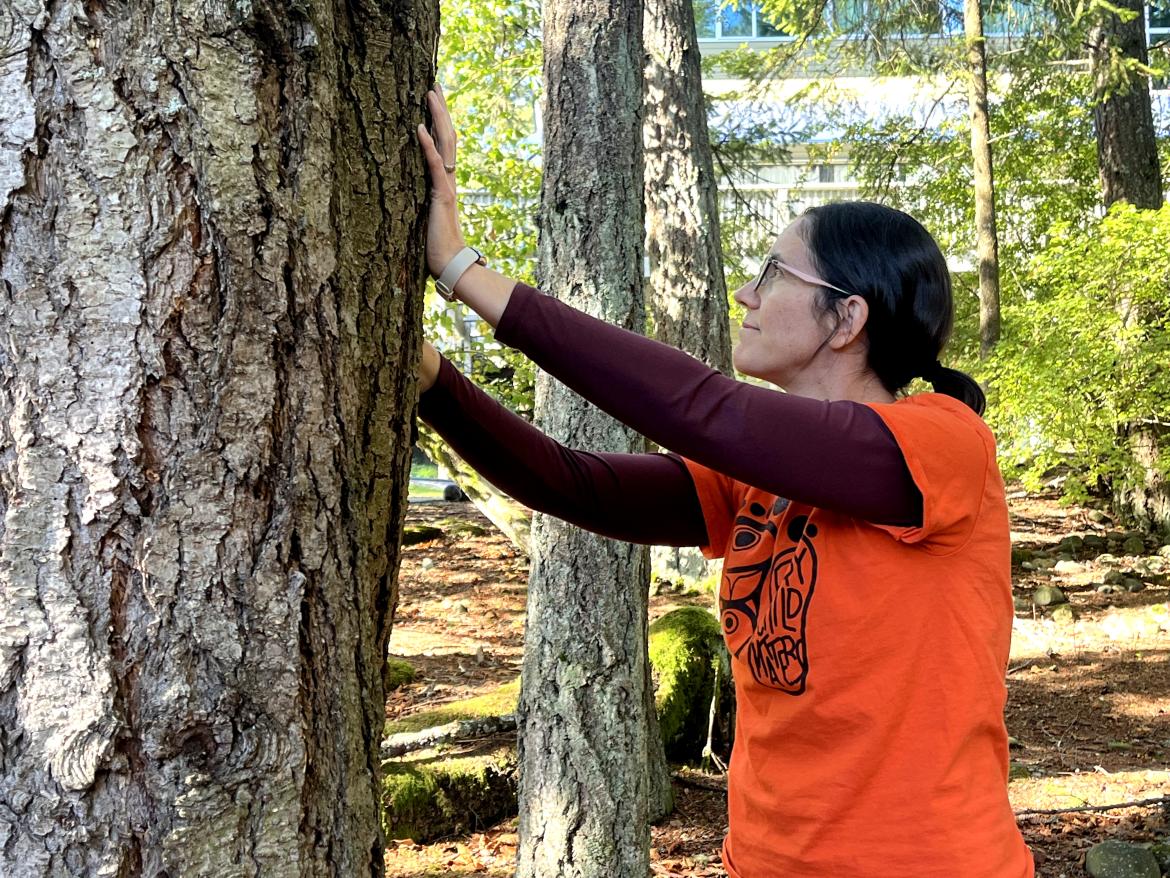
top-left (385, 490), bottom-right (1169, 878)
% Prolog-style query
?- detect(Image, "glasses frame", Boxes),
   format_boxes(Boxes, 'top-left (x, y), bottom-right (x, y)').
top-left (753, 256), bottom-right (858, 298)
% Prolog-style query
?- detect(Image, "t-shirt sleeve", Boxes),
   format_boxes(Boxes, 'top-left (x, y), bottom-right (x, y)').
top-left (865, 396), bottom-right (994, 552)
top-left (681, 458), bottom-right (743, 560)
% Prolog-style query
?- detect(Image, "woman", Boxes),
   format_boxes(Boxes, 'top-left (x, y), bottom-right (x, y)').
top-left (415, 86), bottom-right (1034, 878)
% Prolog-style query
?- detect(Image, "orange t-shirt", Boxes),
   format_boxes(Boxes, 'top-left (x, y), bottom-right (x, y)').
top-left (684, 393), bottom-right (1034, 878)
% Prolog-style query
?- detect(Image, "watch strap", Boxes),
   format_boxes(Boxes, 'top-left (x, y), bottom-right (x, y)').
top-left (435, 246), bottom-right (486, 300)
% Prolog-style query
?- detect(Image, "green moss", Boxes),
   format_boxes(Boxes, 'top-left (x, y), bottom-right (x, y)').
top-left (402, 524), bottom-right (444, 545)
top-left (382, 743), bottom-right (517, 841)
top-left (437, 517), bottom-right (491, 537)
top-left (385, 658), bottom-right (416, 690)
top-left (384, 677), bottom-right (520, 736)
top-left (648, 607), bottom-right (726, 762)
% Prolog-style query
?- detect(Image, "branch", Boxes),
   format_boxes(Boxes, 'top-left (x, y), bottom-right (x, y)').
top-left (380, 714), bottom-right (518, 759)
top-left (1014, 795), bottom-right (1169, 817)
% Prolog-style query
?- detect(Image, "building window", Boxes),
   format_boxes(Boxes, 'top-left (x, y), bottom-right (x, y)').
top-left (692, 0), bottom-right (1165, 41)
top-left (1151, 1), bottom-right (1170, 31)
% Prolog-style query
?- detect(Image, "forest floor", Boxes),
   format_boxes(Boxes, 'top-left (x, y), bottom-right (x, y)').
top-left (384, 488), bottom-right (1169, 878)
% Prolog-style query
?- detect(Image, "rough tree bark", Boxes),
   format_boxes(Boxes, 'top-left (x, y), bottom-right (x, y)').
top-left (964, 0), bottom-right (1001, 357)
top-left (1088, 0), bottom-right (1168, 533)
top-left (1090, 0), bottom-right (1163, 211)
top-left (515, 0), bottom-right (657, 872)
top-left (641, 0), bottom-right (730, 797)
top-left (0, 0), bottom-right (436, 872)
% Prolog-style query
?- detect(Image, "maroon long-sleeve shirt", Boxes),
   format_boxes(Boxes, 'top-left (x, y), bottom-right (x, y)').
top-left (417, 283), bottom-right (922, 545)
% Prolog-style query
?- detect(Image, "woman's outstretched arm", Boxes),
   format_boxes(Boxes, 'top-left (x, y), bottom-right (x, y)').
top-left (418, 351), bottom-right (709, 547)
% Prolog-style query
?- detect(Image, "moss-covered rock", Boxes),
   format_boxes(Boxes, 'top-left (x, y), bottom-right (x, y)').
top-left (402, 524), bottom-right (444, 546)
top-left (385, 658), bottom-right (416, 691)
top-left (382, 742), bottom-right (517, 841)
top-left (648, 606), bottom-right (730, 763)
top-left (382, 679), bottom-right (522, 841)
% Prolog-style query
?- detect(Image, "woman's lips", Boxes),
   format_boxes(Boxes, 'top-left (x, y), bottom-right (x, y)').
top-left (741, 324), bottom-right (759, 331)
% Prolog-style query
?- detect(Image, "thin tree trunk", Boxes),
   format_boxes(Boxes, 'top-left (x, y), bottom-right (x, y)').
top-left (1089, 0), bottom-right (1167, 532)
top-left (642, 0), bottom-right (730, 816)
top-left (1090, 1), bottom-right (1163, 211)
top-left (0, 0), bottom-right (436, 873)
top-left (643, 0), bottom-right (731, 376)
top-left (416, 426), bottom-right (532, 554)
top-left (516, 0), bottom-right (652, 872)
top-left (964, 0), bottom-right (1001, 357)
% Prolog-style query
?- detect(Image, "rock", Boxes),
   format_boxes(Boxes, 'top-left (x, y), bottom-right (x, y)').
top-left (1032, 585), bottom-right (1068, 607)
top-left (1106, 740), bottom-right (1134, 751)
top-left (1034, 557), bottom-right (1058, 570)
top-left (420, 557), bottom-right (435, 571)
top-left (1084, 534), bottom-right (1108, 550)
top-left (1149, 841), bottom-right (1170, 875)
top-left (439, 517), bottom-right (491, 537)
top-left (1011, 545), bottom-right (1034, 564)
top-left (1013, 596), bottom-right (1033, 613)
top-left (1097, 583), bottom-right (1124, 595)
top-left (1088, 509), bottom-right (1112, 525)
top-left (403, 524), bottom-right (444, 546)
top-left (1097, 553), bottom-right (1119, 564)
top-left (1123, 536), bottom-right (1147, 555)
top-left (382, 743), bottom-right (517, 842)
top-left (1085, 840), bottom-right (1160, 878)
top-left (1158, 544), bottom-right (1170, 559)
top-left (385, 658), bottom-right (417, 690)
top-left (1020, 561), bottom-right (1037, 572)
top-left (1125, 578), bottom-right (1147, 593)
top-left (1104, 570), bottom-right (1126, 585)
top-left (648, 607), bottom-right (732, 763)
top-left (442, 483), bottom-right (465, 502)
top-left (1050, 604), bottom-right (1077, 625)
top-left (1057, 534), bottom-right (1085, 554)
top-left (382, 679), bottom-right (523, 842)
top-left (1054, 559), bottom-right (1085, 575)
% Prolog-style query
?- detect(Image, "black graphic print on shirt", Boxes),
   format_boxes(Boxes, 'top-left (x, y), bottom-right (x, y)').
top-left (719, 499), bottom-right (819, 695)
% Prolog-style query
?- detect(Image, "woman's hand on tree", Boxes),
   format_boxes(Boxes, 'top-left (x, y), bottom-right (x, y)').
top-left (418, 342), bottom-right (442, 393)
top-left (417, 84), bottom-right (468, 278)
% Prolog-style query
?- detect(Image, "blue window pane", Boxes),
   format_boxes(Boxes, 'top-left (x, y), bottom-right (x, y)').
top-left (832, 0), bottom-right (867, 29)
top-left (984, 0), bottom-right (1045, 35)
top-left (721, 1), bottom-right (753, 37)
top-left (1152, 1), bottom-right (1170, 29)
top-left (694, 0), bottom-right (718, 37)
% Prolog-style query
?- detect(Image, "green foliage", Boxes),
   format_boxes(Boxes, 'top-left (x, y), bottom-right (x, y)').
top-left (985, 203), bottom-right (1170, 497)
top-left (430, 0), bottom-right (541, 410)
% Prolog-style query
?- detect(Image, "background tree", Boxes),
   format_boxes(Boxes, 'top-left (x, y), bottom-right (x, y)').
top-left (516, 0), bottom-right (661, 871)
top-left (642, 0), bottom-right (731, 712)
top-left (0, 0), bottom-right (435, 872)
top-left (965, 0), bottom-right (1002, 356)
top-left (1089, 0), bottom-right (1168, 530)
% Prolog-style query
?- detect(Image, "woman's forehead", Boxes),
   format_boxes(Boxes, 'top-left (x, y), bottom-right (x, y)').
top-left (771, 220), bottom-right (815, 270)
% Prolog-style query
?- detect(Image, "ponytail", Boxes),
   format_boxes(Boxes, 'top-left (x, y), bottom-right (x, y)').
top-left (924, 364), bottom-right (986, 416)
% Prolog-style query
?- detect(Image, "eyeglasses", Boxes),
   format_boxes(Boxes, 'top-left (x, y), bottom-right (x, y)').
top-left (754, 256), bottom-right (858, 298)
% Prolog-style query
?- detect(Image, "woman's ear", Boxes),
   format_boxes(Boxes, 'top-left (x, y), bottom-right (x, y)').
top-left (828, 295), bottom-right (869, 350)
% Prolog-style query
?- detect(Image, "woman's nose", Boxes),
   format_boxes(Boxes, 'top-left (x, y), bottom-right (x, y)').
top-left (734, 281), bottom-right (758, 309)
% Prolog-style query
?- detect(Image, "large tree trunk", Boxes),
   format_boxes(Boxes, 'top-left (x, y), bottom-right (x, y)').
top-left (642, 0), bottom-right (730, 804)
top-left (964, 0), bottom-right (1001, 357)
top-left (0, 0), bottom-right (436, 872)
top-left (516, 0), bottom-right (655, 872)
top-left (1089, 0), bottom-right (1168, 532)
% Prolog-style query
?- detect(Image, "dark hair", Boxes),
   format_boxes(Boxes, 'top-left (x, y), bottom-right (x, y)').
top-left (798, 201), bottom-right (986, 416)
